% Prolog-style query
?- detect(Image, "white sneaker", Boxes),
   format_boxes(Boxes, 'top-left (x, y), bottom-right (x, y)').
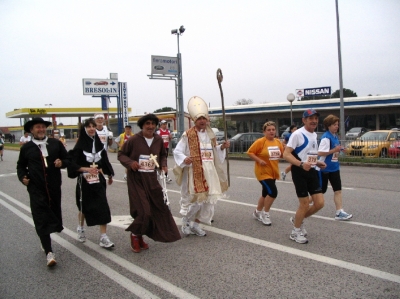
top-left (99, 235), bottom-right (115, 248)
top-left (181, 217), bottom-right (194, 235)
top-left (123, 174), bottom-right (127, 181)
top-left (166, 176), bottom-right (172, 183)
top-left (261, 212), bottom-right (271, 226)
top-left (290, 230), bottom-right (308, 244)
top-left (190, 222), bottom-right (206, 237)
top-left (252, 210), bottom-right (262, 222)
top-left (77, 227), bottom-right (86, 243)
top-left (46, 252), bottom-right (57, 267)
top-left (290, 217), bottom-right (307, 236)
top-left (335, 210), bottom-right (353, 220)
top-left (281, 171), bottom-right (286, 181)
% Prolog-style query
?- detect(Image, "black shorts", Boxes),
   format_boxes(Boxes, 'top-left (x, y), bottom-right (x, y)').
top-left (259, 179), bottom-right (278, 198)
top-left (291, 166), bottom-right (322, 198)
top-left (0, 145), bottom-right (3, 150)
top-left (321, 170), bottom-right (342, 193)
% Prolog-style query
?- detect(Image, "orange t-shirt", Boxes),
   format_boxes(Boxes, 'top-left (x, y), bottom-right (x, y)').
top-left (247, 137), bottom-right (283, 180)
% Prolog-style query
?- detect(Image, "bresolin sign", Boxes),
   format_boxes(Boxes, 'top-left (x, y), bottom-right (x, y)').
top-left (303, 86), bottom-right (331, 97)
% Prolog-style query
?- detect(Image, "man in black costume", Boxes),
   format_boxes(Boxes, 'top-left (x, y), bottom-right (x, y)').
top-left (17, 117), bottom-right (70, 267)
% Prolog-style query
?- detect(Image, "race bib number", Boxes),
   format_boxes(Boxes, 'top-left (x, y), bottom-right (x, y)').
top-left (306, 152), bottom-right (318, 165)
top-left (138, 155), bottom-right (156, 172)
top-left (162, 135), bottom-right (169, 144)
top-left (268, 146), bottom-right (281, 160)
top-left (82, 172), bottom-right (100, 184)
top-left (201, 148), bottom-right (214, 161)
top-left (201, 143), bottom-right (213, 161)
top-left (332, 151), bottom-right (339, 162)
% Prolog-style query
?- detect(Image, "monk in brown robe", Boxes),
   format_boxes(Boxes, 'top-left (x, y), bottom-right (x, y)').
top-left (118, 114), bottom-right (181, 253)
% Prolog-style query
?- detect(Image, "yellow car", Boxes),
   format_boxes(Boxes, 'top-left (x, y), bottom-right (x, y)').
top-left (345, 130), bottom-right (400, 158)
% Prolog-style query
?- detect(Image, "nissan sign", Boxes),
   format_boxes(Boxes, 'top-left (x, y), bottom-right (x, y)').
top-left (303, 86), bottom-right (331, 97)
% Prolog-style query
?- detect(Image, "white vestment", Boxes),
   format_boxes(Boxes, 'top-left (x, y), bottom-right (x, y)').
top-left (174, 130), bottom-right (226, 224)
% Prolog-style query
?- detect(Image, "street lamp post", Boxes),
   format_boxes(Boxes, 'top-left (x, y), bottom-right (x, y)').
top-left (286, 93), bottom-right (295, 125)
top-left (171, 25), bottom-right (185, 136)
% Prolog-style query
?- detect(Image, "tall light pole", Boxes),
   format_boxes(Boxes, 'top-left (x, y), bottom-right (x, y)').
top-left (287, 93), bottom-right (295, 125)
top-left (171, 25), bottom-right (185, 136)
top-left (335, 0), bottom-right (345, 139)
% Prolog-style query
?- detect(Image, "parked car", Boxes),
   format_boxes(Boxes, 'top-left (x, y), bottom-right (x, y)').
top-left (345, 127), bottom-right (368, 139)
top-left (215, 131), bottom-right (231, 144)
top-left (388, 140), bottom-right (400, 158)
top-left (171, 131), bottom-right (182, 149)
top-left (345, 130), bottom-right (400, 158)
top-left (229, 132), bottom-right (264, 153)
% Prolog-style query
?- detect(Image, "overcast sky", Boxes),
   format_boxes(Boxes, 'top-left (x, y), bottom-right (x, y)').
top-left (1, 0), bottom-right (399, 126)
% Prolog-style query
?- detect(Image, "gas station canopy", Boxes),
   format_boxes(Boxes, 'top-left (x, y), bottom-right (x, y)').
top-left (6, 107), bottom-right (131, 119)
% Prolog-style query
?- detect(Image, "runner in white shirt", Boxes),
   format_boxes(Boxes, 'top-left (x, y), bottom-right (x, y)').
top-left (94, 113), bottom-right (113, 150)
top-left (283, 109), bottom-right (326, 244)
top-left (19, 132), bottom-right (32, 146)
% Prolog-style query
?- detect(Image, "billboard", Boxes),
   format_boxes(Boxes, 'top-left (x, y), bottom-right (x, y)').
top-left (82, 79), bottom-right (119, 95)
top-left (151, 55), bottom-right (178, 76)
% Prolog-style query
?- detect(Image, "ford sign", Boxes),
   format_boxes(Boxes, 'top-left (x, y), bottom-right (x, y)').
top-left (154, 65), bottom-right (164, 70)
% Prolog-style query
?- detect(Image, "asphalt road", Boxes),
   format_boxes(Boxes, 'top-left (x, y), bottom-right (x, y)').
top-left (1, 144), bottom-right (400, 299)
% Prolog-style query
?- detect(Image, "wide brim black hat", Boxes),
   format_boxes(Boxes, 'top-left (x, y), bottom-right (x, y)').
top-left (24, 117), bottom-right (52, 133)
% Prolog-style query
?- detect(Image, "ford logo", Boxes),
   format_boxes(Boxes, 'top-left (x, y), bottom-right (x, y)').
top-left (85, 81), bottom-right (92, 85)
top-left (154, 65), bottom-right (164, 70)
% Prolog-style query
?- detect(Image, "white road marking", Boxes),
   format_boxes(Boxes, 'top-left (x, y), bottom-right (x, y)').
top-left (177, 217), bottom-right (400, 284)
top-left (0, 191), bottom-right (199, 299)
top-left (0, 197), bottom-right (160, 299)
top-left (0, 173), bottom-right (18, 177)
top-left (110, 215), bottom-right (400, 284)
top-left (2, 173), bottom-right (396, 232)
top-left (166, 188), bottom-right (400, 233)
top-left (2, 190), bottom-right (400, 285)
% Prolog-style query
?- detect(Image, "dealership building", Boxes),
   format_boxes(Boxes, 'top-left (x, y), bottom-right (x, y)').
top-left (4, 94), bottom-right (400, 140)
top-left (208, 94), bottom-right (400, 135)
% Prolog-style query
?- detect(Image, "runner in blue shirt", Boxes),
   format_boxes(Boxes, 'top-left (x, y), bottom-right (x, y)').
top-left (317, 115), bottom-right (353, 220)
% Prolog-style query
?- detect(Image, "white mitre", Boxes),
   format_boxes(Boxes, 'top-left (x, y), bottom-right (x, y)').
top-left (187, 96), bottom-right (215, 138)
top-left (187, 96), bottom-right (209, 121)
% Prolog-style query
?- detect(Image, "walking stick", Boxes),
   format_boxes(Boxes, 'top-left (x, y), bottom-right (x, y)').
top-left (217, 68), bottom-right (230, 187)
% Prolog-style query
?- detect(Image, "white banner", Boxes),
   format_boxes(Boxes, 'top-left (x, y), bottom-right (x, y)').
top-left (120, 82), bottom-right (129, 127)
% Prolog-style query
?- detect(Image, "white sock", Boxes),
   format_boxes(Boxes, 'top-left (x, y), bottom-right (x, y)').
top-left (256, 209), bottom-right (262, 213)
top-left (336, 210), bottom-right (342, 215)
top-left (100, 233), bottom-right (107, 238)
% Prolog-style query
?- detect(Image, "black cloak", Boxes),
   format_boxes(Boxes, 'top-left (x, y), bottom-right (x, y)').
top-left (67, 126), bottom-right (114, 226)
